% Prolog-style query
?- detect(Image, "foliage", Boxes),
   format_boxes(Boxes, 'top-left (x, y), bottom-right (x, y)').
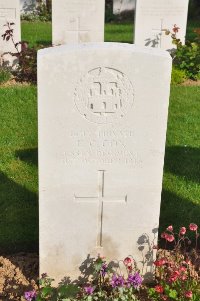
top-left (167, 25), bottom-right (200, 80)
top-left (21, 0), bottom-right (51, 22)
top-left (23, 224), bottom-right (200, 301)
top-left (2, 22), bottom-right (38, 83)
top-left (148, 224), bottom-right (200, 301)
top-left (171, 67), bottom-right (187, 85)
top-left (25, 256), bottom-right (142, 301)
top-left (0, 67), bottom-right (11, 84)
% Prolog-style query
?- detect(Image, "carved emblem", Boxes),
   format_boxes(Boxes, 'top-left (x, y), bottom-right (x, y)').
top-left (74, 67), bottom-right (134, 124)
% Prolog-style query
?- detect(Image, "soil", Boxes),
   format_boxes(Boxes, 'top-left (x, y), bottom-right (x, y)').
top-left (181, 79), bottom-right (200, 86)
top-left (0, 79), bottom-right (30, 87)
top-left (0, 253), bottom-right (38, 301)
top-left (0, 249), bottom-right (199, 301)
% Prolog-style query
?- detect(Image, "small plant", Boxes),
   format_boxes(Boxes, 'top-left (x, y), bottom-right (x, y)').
top-left (23, 224), bottom-right (200, 301)
top-left (0, 67), bottom-right (11, 84)
top-left (148, 224), bottom-right (200, 301)
top-left (171, 67), bottom-right (187, 85)
top-left (166, 25), bottom-right (200, 80)
top-left (25, 256), bottom-right (143, 301)
top-left (2, 22), bottom-right (38, 83)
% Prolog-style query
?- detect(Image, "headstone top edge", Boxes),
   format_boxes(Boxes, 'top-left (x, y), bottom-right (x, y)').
top-left (38, 42), bottom-right (172, 59)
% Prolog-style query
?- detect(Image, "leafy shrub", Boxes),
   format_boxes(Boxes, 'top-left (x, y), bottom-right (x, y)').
top-left (0, 67), bottom-right (11, 84)
top-left (2, 22), bottom-right (38, 83)
top-left (171, 67), bottom-right (187, 85)
top-left (173, 41), bottom-right (200, 80)
top-left (148, 224), bottom-right (200, 301)
top-left (167, 25), bottom-right (200, 80)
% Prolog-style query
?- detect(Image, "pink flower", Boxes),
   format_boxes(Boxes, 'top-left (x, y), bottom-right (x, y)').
top-left (155, 285), bottom-right (164, 293)
top-left (166, 234), bottom-right (175, 242)
top-left (189, 223), bottom-right (198, 231)
top-left (161, 232), bottom-right (167, 239)
top-left (154, 258), bottom-right (167, 266)
top-left (185, 291), bottom-right (193, 298)
top-left (179, 227), bottom-right (186, 235)
top-left (169, 270), bottom-right (180, 282)
top-left (124, 257), bottom-right (133, 271)
top-left (181, 275), bottom-right (187, 281)
top-left (124, 257), bottom-right (132, 265)
top-left (167, 225), bottom-right (173, 232)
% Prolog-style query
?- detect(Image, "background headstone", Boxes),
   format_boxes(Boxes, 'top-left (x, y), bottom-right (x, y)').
top-left (38, 43), bottom-right (172, 282)
top-left (52, 0), bottom-right (105, 45)
top-left (134, 0), bottom-right (189, 50)
top-left (113, 0), bottom-right (135, 15)
top-left (0, 0), bottom-right (21, 67)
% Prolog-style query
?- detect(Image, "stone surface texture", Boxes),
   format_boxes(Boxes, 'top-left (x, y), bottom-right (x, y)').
top-left (113, 0), bottom-right (135, 15)
top-left (52, 0), bottom-right (105, 45)
top-left (134, 0), bottom-right (189, 50)
top-left (38, 43), bottom-right (172, 282)
top-left (0, 0), bottom-right (21, 66)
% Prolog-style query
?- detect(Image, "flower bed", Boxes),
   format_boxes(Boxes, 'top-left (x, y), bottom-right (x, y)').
top-left (22, 224), bottom-right (200, 301)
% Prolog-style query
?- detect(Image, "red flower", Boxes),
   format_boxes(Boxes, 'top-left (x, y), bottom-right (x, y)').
top-left (185, 291), bottom-right (193, 298)
top-left (124, 257), bottom-right (132, 265)
top-left (189, 223), bottom-right (198, 231)
top-left (155, 285), bottom-right (164, 293)
top-left (167, 225), bottom-right (173, 232)
top-left (169, 270), bottom-right (180, 282)
top-left (179, 227), bottom-right (186, 235)
top-left (154, 258), bottom-right (167, 266)
top-left (173, 24), bottom-right (180, 33)
top-left (124, 257), bottom-right (133, 271)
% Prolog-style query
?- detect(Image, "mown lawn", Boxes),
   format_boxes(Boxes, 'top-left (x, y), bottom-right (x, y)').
top-left (0, 20), bottom-right (199, 253)
top-left (21, 19), bottom-right (200, 47)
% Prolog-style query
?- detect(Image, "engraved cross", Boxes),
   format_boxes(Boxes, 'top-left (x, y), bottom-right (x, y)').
top-left (74, 170), bottom-right (127, 248)
top-left (152, 19), bottom-right (167, 48)
top-left (68, 17), bottom-right (90, 42)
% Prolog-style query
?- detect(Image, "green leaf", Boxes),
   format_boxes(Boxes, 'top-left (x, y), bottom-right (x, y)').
top-left (169, 289), bottom-right (178, 299)
top-left (58, 284), bottom-right (79, 298)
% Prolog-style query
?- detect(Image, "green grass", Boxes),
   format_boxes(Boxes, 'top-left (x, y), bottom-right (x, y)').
top-left (0, 21), bottom-right (200, 253)
top-left (21, 19), bottom-right (200, 47)
top-left (22, 21), bottom-right (52, 47)
top-left (160, 86), bottom-right (200, 233)
top-left (0, 86), bottom-right (38, 253)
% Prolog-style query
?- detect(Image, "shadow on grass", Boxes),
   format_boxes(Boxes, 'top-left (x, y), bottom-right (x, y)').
top-left (159, 188), bottom-right (200, 250)
top-left (15, 148), bottom-right (38, 167)
top-left (164, 146), bottom-right (200, 184)
top-left (0, 171), bottom-right (38, 254)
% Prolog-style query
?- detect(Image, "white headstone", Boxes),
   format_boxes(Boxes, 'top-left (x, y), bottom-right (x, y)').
top-left (0, 0), bottom-right (21, 66)
top-left (52, 0), bottom-right (105, 45)
top-left (38, 43), bottom-right (172, 282)
top-left (134, 0), bottom-right (189, 50)
top-left (113, 0), bottom-right (135, 15)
